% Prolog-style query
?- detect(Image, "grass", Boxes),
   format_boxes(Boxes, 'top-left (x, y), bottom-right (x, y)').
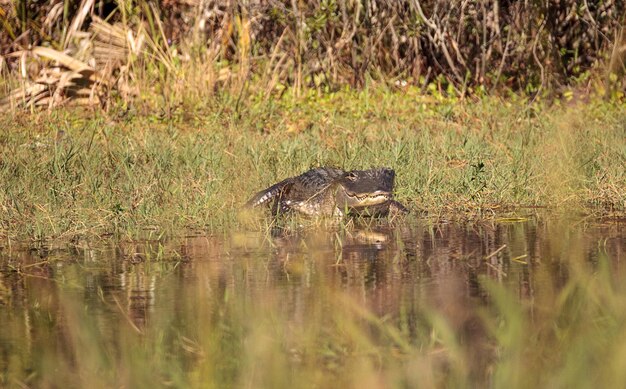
top-left (0, 89), bottom-right (624, 242)
top-left (3, 3), bottom-right (626, 387)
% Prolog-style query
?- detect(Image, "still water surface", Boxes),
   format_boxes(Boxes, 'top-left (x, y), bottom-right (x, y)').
top-left (1, 216), bottom-right (624, 387)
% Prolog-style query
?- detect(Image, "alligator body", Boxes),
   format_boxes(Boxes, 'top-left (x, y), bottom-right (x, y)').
top-left (245, 167), bottom-right (408, 218)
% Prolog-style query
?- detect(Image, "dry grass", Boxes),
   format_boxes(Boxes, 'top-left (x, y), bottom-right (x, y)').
top-left (2, 1), bottom-right (626, 113)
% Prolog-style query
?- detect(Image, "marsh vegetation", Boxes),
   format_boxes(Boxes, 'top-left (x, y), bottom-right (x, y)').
top-left (1, 95), bottom-right (624, 387)
top-left (1, 1), bottom-right (626, 388)
top-left (1, 95), bottom-right (624, 241)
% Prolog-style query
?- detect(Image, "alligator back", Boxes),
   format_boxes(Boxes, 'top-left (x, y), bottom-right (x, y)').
top-left (244, 167), bottom-right (345, 212)
top-left (282, 167), bottom-right (345, 201)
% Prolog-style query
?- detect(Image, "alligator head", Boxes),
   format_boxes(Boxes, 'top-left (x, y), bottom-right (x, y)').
top-left (334, 168), bottom-right (395, 211)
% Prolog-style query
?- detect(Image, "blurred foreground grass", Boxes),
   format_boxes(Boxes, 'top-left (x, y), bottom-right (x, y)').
top-left (1, 220), bottom-right (625, 388)
top-left (0, 91), bottom-right (624, 241)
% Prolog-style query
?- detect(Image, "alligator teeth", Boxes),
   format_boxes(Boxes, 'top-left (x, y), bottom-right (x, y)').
top-left (349, 193), bottom-right (391, 201)
top-left (345, 193), bottom-right (391, 207)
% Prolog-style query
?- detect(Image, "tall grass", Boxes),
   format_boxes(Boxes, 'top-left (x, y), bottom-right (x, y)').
top-left (0, 94), bottom-right (623, 241)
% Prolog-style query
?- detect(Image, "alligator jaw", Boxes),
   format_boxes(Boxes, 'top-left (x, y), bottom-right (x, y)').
top-left (339, 190), bottom-right (392, 208)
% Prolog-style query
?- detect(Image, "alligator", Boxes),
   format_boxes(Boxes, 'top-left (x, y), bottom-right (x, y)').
top-left (245, 167), bottom-right (408, 218)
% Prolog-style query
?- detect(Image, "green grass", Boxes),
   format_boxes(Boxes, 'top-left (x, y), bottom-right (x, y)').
top-left (0, 90), bottom-right (624, 241)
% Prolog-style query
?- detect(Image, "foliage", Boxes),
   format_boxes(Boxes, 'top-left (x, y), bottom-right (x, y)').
top-left (2, 1), bottom-right (626, 110)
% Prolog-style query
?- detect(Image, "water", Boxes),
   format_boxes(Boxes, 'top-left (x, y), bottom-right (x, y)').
top-left (0, 217), bottom-right (625, 387)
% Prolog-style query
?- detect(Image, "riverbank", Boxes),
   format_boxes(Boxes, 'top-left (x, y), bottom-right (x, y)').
top-left (1, 92), bottom-right (624, 241)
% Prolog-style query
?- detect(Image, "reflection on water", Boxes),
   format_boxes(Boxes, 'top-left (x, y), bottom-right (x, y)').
top-left (0, 217), bottom-right (624, 387)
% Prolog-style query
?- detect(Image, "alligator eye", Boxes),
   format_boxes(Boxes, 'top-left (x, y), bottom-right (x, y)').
top-left (346, 172), bottom-right (358, 181)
